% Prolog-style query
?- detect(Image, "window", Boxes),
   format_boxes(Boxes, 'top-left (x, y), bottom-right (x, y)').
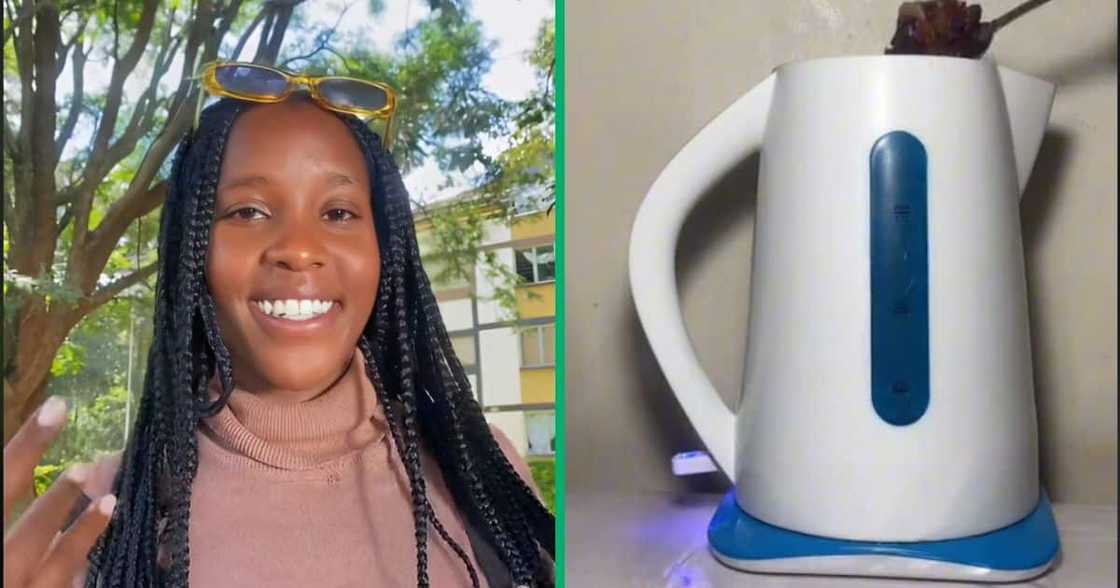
top-left (525, 411), bottom-right (556, 456)
top-left (520, 324), bottom-right (555, 368)
top-left (514, 245), bottom-right (555, 284)
top-left (449, 335), bottom-right (476, 369)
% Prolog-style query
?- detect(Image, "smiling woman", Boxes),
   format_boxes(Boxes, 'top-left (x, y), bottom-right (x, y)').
top-left (2, 88), bottom-right (554, 588)
top-left (206, 99), bottom-right (381, 401)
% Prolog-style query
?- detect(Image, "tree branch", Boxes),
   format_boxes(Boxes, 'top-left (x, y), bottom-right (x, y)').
top-left (2, 0), bottom-right (28, 46)
top-left (322, 46), bottom-right (359, 75)
top-left (54, 39), bottom-right (71, 80)
top-left (3, 110), bottom-right (18, 163)
top-left (55, 42), bottom-right (87, 161)
top-left (27, 1), bottom-right (63, 274)
top-left (15, 0), bottom-right (34, 169)
top-left (3, 181), bottom-right (15, 242)
top-left (52, 11), bottom-right (89, 80)
top-left (84, 180), bottom-right (169, 290)
top-left (260, 2), bottom-right (296, 65)
top-left (230, 8), bottom-right (267, 62)
top-left (165, 0), bottom-right (215, 126)
top-left (55, 205), bottom-right (74, 241)
top-left (68, 0), bottom-right (159, 265)
top-left (278, 2), bottom-right (348, 68)
top-left (96, 0), bottom-right (160, 156)
top-left (111, 0), bottom-right (121, 60)
top-left (75, 261), bottom-right (160, 316)
top-left (102, 7), bottom-right (178, 171)
top-left (165, 0), bottom-right (241, 125)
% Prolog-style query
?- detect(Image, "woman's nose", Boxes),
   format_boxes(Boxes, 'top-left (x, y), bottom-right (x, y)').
top-left (261, 223), bottom-right (327, 271)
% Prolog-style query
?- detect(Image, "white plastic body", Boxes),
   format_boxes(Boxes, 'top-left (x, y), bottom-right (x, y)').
top-left (628, 56), bottom-right (1056, 542)
top-left (711, 551), bottom-right (1055, 583)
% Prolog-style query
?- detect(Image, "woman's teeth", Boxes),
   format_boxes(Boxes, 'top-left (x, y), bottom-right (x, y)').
top-left (255, 299), bottom-right (335, 321)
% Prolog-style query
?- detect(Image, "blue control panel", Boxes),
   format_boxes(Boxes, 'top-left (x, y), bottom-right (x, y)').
top-left (869, 131), bottom-right (930, 426)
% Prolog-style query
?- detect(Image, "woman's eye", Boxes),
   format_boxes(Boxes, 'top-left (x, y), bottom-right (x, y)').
top-left (227, 206), bottom-right (268, 221)
top-left (324, 208), bottom-right (358, 222)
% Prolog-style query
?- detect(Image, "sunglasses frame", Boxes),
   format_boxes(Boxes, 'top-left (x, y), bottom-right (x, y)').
top-left (192, 60), bottom-right (399, 150)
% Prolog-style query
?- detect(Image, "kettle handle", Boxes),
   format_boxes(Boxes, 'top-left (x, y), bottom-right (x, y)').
top-left (628, 73), bottom-right (776, 477)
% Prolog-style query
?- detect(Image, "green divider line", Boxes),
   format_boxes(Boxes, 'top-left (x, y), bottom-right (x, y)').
top-left (554, 0), bottom-right (566, 584)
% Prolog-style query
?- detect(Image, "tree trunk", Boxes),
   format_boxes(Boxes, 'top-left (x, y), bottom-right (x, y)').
top-left (3, 376), bottom-right (51, 445)
top-left (3, 294), bottom-right (75, 444)
top-left (3, 0), bottom-right (255, 442)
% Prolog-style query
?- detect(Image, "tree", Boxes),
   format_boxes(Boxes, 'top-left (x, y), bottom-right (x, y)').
top-left (3, 0), bottom-right (547, 441)
top-left (413, 17), bottom-right (556, 318)
top-left (2, 0), bottom-right (308, 442)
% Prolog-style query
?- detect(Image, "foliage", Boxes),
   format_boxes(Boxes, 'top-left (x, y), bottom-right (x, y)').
top-left (32, 383), bottom-right (130, 497)
top-left (3, 0), bottom-right (540, 441)
top-left (282, 8), bottom-right (507, 177)
top-left (480, 18), bottom-right (555, 213)
top-left (33, 463), bottom-right (66, 498)
top-left (3, 0), bottom-right (271, 439)
top-left (528, 456), bottom-right (556, 515)
top-left (410, 18), bottom-right (556, 320)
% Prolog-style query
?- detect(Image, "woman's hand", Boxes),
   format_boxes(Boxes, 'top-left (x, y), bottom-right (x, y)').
top-left (4, 397), bottom-right (117, 588)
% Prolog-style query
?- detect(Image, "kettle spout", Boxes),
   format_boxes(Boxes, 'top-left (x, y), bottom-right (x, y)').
top-left (998, 66), bottom-right (1057, 196)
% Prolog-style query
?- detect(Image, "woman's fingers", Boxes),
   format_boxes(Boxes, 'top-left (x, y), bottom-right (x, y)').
top-left (3, 465), bottom-right (89, 587)
top-left (81, 452), bottom-right (122, 499)
top-left (3, 397), bottom-right (69, 524)
top-left (28, 495), bottom-right (116, 588)
top-left (2, 399), bottom-right (115, 588)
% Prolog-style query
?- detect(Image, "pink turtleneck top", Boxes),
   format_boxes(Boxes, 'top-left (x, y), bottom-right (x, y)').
top-left (81, 347), bottom-right (539, 587)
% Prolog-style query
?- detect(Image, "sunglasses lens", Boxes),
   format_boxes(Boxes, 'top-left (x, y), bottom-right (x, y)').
top-left (214, 65), bottom-right (288, 97)
top-left (318, 79), bottom-right (390, 111)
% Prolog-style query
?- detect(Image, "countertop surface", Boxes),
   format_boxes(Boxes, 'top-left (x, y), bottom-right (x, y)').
top-left (565, 491), bottom-right (1118, 587)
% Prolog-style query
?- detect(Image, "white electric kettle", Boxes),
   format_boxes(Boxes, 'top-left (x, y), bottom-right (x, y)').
top-left (629, 55), bottom-right (1060, 582)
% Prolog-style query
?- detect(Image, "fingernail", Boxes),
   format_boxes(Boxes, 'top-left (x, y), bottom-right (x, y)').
top-left (36, 396), bottom-right (68, 428)
top-left (66, 464), bottom-right (91, 484)
top-left (97, 495), bottom-right (117, 516)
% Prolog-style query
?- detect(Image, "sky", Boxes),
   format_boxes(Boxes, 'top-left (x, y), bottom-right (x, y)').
top-left (44, 0), bottom-right (554, 203)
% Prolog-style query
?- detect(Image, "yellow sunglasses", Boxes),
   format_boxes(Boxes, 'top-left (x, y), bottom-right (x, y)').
top-left (192, 61), bottom-right (399, 150)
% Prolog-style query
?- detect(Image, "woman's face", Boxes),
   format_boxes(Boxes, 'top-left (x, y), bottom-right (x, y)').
top-left (206, 100), bottom-right (380, 400)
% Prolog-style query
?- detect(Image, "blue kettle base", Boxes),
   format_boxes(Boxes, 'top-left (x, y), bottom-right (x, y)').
top-left (708, 490), bottom-right (1060, 582)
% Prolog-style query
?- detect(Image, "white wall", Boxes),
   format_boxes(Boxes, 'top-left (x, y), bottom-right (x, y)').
top-left (467, 374), bottom-right (478, 402)
top-left (481, 219), bottom-right (511, 247)
top-left (476, 248), bottom-right (516, 325)
top-left (486, 411), bottom-right (528, 457)
top-left (436, 298), bottom-right (473, 332)
top-left (478, 327), bottom-right (521, 407)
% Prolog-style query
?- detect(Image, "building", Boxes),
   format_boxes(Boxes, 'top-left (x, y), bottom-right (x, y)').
top-left (415, 201), bottom-right (556, 458)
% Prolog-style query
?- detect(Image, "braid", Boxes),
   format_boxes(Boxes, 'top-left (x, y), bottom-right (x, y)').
top-left (344, 116), bottom-right (555, 586)
top-left (85, 99), bottom-right (247, 587)
top-left (390, 224), bottom-right (433, 586)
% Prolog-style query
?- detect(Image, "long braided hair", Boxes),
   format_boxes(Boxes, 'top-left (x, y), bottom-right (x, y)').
top-left (84, 96), bottom-right (555, 587)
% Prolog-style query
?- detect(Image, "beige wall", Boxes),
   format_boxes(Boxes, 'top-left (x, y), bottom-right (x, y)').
top-left (565, 0), bottom-right (1117, 504)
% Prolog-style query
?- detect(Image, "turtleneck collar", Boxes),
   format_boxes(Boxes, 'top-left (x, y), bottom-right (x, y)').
top-left (200, 347), bottom-right (389, 471)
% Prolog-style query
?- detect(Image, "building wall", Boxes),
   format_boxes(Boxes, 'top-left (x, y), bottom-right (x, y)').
top-left (475, 247), bottom-right (516, 325)
top-left (478, 327), bottom-right (522, 406)
top-left (519, 369), bottom-right (555, 405)
top-left (420, 208), bottom-right (556, 458)
top-left (517, 284), bottom-right (555, 319)
top-left (512, 212), bottom-right (555, 241)
top-left (438, 298), bottom-right (473, 332)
